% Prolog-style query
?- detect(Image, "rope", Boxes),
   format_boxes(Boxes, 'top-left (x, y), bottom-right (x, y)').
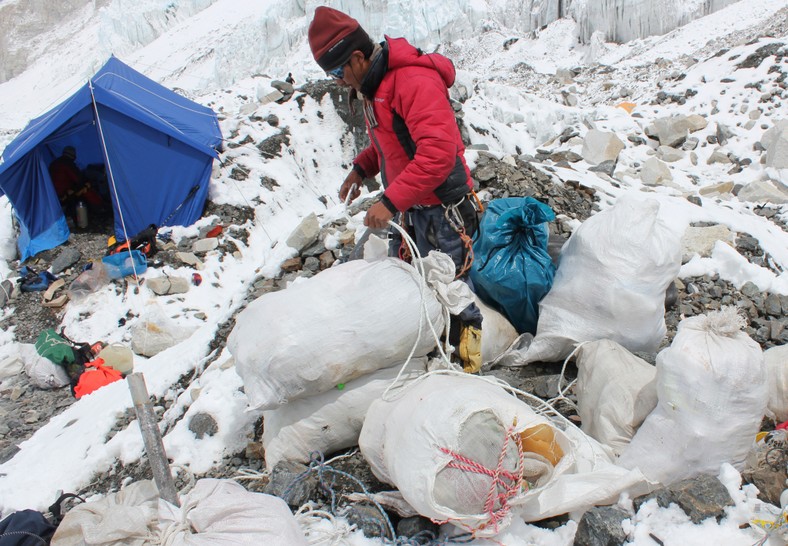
top-left (545, 342), bottom-right (586, 412)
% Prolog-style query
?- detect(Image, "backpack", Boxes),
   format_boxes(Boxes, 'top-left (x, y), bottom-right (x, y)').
top-left (34, 329), bottom-right (75, 367)
top-left (0, 509), bottom-right (56, 545)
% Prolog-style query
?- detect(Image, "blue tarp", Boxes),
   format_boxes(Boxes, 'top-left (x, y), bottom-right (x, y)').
top-left (0, 56), bottom-right (222, 260)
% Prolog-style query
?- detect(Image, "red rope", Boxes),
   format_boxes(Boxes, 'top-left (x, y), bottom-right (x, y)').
top-left (435, 424), bottom-right (527, 536)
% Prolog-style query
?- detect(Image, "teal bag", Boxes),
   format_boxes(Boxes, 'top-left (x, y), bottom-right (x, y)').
top-left (101, 249), bottom-right (148, 279)
top-left (470, 197), bottom-right (556, 335)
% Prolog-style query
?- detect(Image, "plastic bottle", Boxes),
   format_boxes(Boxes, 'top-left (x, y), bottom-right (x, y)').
top-left (75, 201), bottom-right (88, 229)
top-left (98, 343), bottom-right (134, 374)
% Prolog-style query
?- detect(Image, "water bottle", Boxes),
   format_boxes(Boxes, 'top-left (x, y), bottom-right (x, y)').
top-left (75, 201), bottom-right (88, 229)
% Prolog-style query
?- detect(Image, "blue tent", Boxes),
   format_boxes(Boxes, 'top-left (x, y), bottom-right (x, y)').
top-left (0, 56), bottom-right (223, 260)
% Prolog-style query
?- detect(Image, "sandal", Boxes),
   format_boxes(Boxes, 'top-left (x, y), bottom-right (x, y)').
top-left (42, 278), bottom-right (69, 308)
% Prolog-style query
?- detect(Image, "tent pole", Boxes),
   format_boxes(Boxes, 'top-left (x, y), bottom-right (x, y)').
top-left (89, 79), bottom-right (142, 283)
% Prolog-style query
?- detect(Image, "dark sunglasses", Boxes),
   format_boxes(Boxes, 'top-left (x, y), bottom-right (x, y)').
top-left (327, 64), bottom-right (346, 80)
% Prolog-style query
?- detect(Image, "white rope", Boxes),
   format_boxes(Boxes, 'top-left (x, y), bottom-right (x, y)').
top-left (295, 503), bottom-right (356, 546)
top-left (546, 342), bottom-right (586, 412)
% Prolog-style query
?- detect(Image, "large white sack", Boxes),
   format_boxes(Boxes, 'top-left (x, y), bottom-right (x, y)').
top-left (157, 479), bottom-right (307, 545)
top-left (575, 340), bottom-right (657, 456)
top-left (618, 308), bottom-right (767, 486)
top-left (51, 480), bottom-right (159, 545)
top-left (515, 197), bottom-right (681, 365)
top-left (359, 374), bottom-right (646, 535)
top-left (263, 358), bottom-right (427, 469)
top-left (764, 344), bottom-right (788, 422)
top-left (228, 256), bottom-right (446, 410)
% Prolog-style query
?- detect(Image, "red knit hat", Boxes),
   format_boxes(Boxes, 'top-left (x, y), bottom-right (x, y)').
top-left (308, 6), bottom-right (372, 71)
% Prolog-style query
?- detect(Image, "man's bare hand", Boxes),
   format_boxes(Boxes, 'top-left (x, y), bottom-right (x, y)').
top-left (364, 201), bottom-right (395, 229)
top-left (339, 170), bottom-right (362, 202)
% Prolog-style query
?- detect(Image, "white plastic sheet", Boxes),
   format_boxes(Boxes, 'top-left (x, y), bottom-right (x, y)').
top-left (157, 479), bottom-right (307, 545)
top-left (618, 308), bottom-right (767, 485)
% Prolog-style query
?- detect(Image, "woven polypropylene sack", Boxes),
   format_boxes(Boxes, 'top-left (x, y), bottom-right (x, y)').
top-left (263, 358), bottom-right (427, 469)
top-left (575, 340), bottom-right (657, 455)
top-left (359, 374), bottom-right (574, 535)
top-left (157, 479), bottom-right (307, 545)
top-left (517, 197), bottom-right (681, 365)
top-left (228, 257), bottom-right (445, 410)
top-left (618, 308), bottom-right (767, 485)
top-left (764, 344), bottom-right (788, 422)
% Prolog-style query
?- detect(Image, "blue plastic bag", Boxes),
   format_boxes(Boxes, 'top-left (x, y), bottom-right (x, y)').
top-left (101, 249), bottom-right (147, 279)
top-left (470, 197), bottom-right (556, 334)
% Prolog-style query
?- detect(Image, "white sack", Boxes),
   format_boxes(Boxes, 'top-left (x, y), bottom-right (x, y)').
top-left (263, 358), bottom-right (427, 469)
top-left (51, 480), bottom-right (159, 545)
top-left (618, 308), bottom-right (767, 485)
top-left (516, 197), bottom-right (680, 365)
top-left (476, 296), bottom-right (519, 364)
top-left (764, 344), bottom-right (788, 422)
top-left (20, 343), bottom-right (70, 389)
top-left (360, 374), bottom-right (646, 535)
top-left (575, 340), bottom-right (657, 455)
top-left (157, 479), bottom-right (307, 545)
top-left (228, 257), bottom-right (446, 410)
top-left (0, 351), bottom-right (23, 383)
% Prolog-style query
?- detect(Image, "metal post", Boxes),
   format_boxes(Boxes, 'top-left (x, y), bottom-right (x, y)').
top-left (127, 373), bottom-right (180, 507)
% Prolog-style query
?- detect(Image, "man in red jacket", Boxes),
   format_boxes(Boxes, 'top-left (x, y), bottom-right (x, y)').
top-left (308, 6), bottom-right (483, 373)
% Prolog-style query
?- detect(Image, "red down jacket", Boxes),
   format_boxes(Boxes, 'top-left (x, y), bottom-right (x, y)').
top-left (353, 36), bottom-right (472, 212)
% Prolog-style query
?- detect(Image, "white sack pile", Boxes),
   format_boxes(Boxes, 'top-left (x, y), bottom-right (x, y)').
top-left (764, 344), bottom-right (788, 422)
top-left (618, 307), bottom-right (767, 485)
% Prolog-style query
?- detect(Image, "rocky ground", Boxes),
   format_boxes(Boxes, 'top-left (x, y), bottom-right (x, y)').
top-left (1, 53), bottom-right (788, 542)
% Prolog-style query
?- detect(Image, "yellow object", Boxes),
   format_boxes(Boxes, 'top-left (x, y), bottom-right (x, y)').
top-left (459, 325), bottom-right (482, 374)
top-left (520, 424), bottom-right (564, 466)
top-left (98, 343), bottom-right (134, 375)
top-left (617, 101), bottom-right (637, 114)
top-left (107, 235), bottom-right (117, 247)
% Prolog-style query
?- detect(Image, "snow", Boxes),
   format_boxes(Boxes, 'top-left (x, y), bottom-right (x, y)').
top-left (0, 0), bottom-right (787, 544)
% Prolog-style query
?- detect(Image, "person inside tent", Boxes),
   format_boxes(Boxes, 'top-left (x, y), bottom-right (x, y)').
top-left (308, 6), bottom-right (484, 373)
top-left (49, 146), bottom-right (107, 225)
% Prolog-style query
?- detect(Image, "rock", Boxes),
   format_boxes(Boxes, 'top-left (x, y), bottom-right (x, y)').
top-left (706, 149), bottom-right (732, 165)
top-left (698, 181), bottom-right (734, 197)
top-left (737, 179), bottom-right (788, 204)
top-left (344, 504), bottom-right (392, 539)
top-left (765, 124), bottom-right (788, 170)
top-left (550, 150), bottom-right (583, 163)
top-left (765, 293), bottom-right (783, 316)
top-left (573, 506), bottom-right (629, 546)
top-left (265, 460), bottom-right (319, 507)
top-left (633, 474), bottom-right (733, 524)
top-left (682, 137), bottom-right (699, 151)
top-left (665, 281), bottom-right (679, 310)
top-left (266, 114), bottom-right (280, 127)
top-left (147, 275), bottom-right (190, 295)
top-left (581, 130), bottom-right (625, 165)
top-left (51, 247), bottom-right (81, 274)
top-left (589, 160), bottom-right (616, 176)
top-left (657, 146), bottom-right (684, 163)
top-left (646, 115), bottom-right (691, 147)
top-left (280, 257), bottom-right (302, 272)
top-left (318, 251), bottom-right (335, 270)
top-left (192, 238), bottom-right (219, 254)
top-left (397, 516), bottom-right (439, 542)
top-left (685, 114), bottom-right (708, 133)
top-left (271, 80), bottom-right (295, 102)
top-left (175, 252), bottom-right (204, 270)
top-left (286, 213), bottom-right (320, 253)
top-left (686, 195), bottom-right (702, 207)
top-left (681, 225), bottom-right (733, 263)
top-left (742, 466), bottom-right (787, 506)
top-left (716, 122), bottom-right (734, 146)
top-left (640, 157), bottom-right (672, 186)
top-left (188, 412), bottom-right (218, 439)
